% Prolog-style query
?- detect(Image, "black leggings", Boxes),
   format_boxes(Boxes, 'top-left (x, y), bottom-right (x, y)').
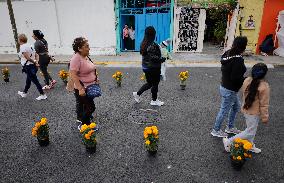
top-left (74, 89), bottom-right (96, 125)
top-left (137, 69), bottom-right (161, 101)
top-left (39, 55), bottom-right (52, 85)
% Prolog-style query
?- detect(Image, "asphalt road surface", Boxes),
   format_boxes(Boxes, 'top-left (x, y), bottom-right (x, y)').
top-left (0, 65), bottom-right (283, 183)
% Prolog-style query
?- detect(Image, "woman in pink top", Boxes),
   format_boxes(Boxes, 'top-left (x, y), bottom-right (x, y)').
top-left (223, 63), bottom-right (270, 154)
top-left (69, 37), bottom-right (98, 129)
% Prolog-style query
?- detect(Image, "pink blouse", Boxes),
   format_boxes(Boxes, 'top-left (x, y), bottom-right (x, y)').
top-left (70, 53), bottom-right (97, 87)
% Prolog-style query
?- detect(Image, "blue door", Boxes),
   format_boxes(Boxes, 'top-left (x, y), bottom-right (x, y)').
top-left (134, 12), bottom-right (170, 51)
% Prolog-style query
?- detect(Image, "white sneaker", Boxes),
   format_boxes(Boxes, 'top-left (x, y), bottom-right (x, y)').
top-left (17, 91), bottom-right (27, 98)
top-left (150, 100), bottom-right (164, 106)
top-left (211, 129), bottom-right (228, 138)
top-left (223, 137), bottom-right (231, 152)
top-left (225, 127), bottom-right (241, 134)
top-left (36, 94), bottom-right (47, 100)
top-left (133, 92), bottom-right (140, 103)
top-left (42, 85), bottom-right (51, 90)
top-left (250, 145), bottom-right (261, 153)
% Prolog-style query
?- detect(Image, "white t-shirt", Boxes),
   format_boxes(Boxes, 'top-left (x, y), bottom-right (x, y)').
top-left (18, 43), bottom-right (35, 66)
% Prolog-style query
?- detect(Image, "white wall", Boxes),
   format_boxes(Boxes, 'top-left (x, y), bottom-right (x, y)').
top-left (0, 0), bottom-right (116, 55)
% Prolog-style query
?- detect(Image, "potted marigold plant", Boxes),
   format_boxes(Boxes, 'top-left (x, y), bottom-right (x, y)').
top-left (230, 138), bottom-right (253, 170)
top-left (80, 122), bottom-right (97, 153)
top-left (112, 71), bottom-right (123, 87)
top-left (58, 69), bottom-right (69, 85)
top-left (2, 67), bottom-right (10, 82)
top-left (144, 126), bottom-right (159, 155)
top-left (179, 71), bottom-right (189, 90)
top-left (140, 73), bottom-right (146, 82)
top-left (32, 117), bottom-right (49, 146)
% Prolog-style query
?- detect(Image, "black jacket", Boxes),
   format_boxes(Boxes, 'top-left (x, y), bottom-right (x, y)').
top-left (142, 42), bottom-right (165, 69)
top-left (220, 52), bottom-right (246, 92)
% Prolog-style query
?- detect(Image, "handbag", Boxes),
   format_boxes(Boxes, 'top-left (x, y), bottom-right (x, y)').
top-left (86, 83), bottom-right (101, 99)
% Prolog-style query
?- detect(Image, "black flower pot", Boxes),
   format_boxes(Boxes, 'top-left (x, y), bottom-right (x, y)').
top-left (86, 144), bottom-right (96, 153)
top-left (147, 150), bottom-right (157, 156)
top-left (37, 137), bottom-right (49, 146)
top-left (117, 82), bottom-right (121, 87)
top-left (4, 78), bottom-right (9, 82)
top-left (180, 85), bottom-right (186, 90)
top-left (231, 157), bottom-right (245, 170)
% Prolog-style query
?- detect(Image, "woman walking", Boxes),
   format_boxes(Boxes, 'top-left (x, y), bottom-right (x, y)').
top-left (17, 34), bottom-right (47, 100)
top-left (68, 37), bottom-right (97, 129)
top-left (211, 36), bottom-right (248, 137)
top-left (32, 30), bottom-right (56, 90)
top-left (133, 26), bottom-right (166, 106)
top-left (223, 63), bottom-right (270, 154)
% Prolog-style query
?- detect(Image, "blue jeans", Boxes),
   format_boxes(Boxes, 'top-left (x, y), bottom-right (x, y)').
top-left (213, 86), bottom-right (241, 131)
top-left (23, 64), bottom-right (44, 94)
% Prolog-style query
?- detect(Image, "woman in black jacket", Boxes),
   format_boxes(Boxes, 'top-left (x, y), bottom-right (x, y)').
top-left (211, 36), bottom-right (248, 138)
top-left (133, 26), bottom-right (165, 106)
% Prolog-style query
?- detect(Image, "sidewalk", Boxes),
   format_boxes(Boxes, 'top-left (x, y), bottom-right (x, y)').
top-left (0, 52), bottom-right (283, 68)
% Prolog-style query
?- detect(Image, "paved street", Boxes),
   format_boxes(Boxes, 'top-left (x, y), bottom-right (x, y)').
top-left (0, 65), bottom-right (283, 183)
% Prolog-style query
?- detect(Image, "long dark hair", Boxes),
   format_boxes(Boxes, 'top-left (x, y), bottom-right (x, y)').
top-left (243, 63), bottom-right (268, 109)
top-left (140, 26), bottom-right (156, 56)
top-left (228, 36), bottom-right (248, 56)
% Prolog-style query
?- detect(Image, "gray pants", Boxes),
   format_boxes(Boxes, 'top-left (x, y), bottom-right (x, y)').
top-left (229, 114), bottom-right (259, 143)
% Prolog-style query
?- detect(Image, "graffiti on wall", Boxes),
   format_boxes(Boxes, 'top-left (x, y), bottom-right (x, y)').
top-left (177, 7), bottom-right (200, 51)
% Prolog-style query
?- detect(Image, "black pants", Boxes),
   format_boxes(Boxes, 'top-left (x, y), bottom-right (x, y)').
top-left (123, 37), bottom-right (130, 50)
top-left (23, 64), bottom-right (44, 94)
top-left (74, 89), bottom-right (96, 125)
top-left (39, 54), bottom-right (52, 85)
top-left (137, 69), bottom-right (161, 101)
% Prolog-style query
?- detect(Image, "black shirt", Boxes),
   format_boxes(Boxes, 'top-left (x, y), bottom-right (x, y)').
top-left (220, 52), bottom-right (247, 92)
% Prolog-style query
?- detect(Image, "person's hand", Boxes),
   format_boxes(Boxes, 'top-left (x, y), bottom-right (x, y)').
top-left (35, 62), bottom-right (40, 67)
top-left (79, 88), bottom-right (86, 96)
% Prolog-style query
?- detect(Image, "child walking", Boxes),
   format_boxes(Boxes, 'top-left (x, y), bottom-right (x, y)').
top-left (223, 63), bottom-right (270, 154)
top-left (160, 39), bottom-right (172, 81)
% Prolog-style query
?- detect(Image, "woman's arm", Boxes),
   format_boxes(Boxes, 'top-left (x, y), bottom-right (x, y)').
top-left (22, 52), bottom-right (37, 64)
top-left (70, 70), bottom-right (86, 96)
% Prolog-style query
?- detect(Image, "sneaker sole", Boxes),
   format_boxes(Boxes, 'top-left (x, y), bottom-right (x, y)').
top-left (211, 132), bottom-right (228, 138)
top-left (225, 130), bottom-right (240, 134)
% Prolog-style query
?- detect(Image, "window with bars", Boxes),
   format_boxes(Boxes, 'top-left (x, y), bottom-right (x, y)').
top-left (120, 0), bottom-right (171, 9)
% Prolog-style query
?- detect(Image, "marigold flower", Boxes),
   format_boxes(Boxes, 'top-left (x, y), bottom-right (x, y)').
top-left (145, 140), bottom-right (150, 145)
top-left (85, 134), bottom-right (90, 140)
top-left (234, 138), bottom-right (242, 143)
top-left (234, 144), bottom-right (239, 148)
top-left (35, 122), bottom-right (41, 128)
top-left (33, 127), bottom-right (38, 131)
top-left (146, 129), bottom-right (152, 135)
top-left (88, 130), bottom-right (95, 136)
top-left (248, 154), bottom-right (252, 158)
top-left (89, 123), bottom-right (96, 129)
top-left (112, 74), bottom-right (116, 78)
top-left (154, 135), bottom-right (159, 139)
top-left (80, 124), bottom-right (88, 132)
top-left (232, 156), bottom-right (236, 160)
top-left (237, 156), bottom-right (242, 160)
top-left (144, 133), bottom-right (148, 139)
top-left (41, 118), bottom-right (47, 123)
top-left (152, 129), bottom-right (159, 136)
top-left (32, 131), bottom-right (37, 137)
top-left (243, 142), bottom-right (253, 150)
top-left (244, 153), bottom-right (248, 157)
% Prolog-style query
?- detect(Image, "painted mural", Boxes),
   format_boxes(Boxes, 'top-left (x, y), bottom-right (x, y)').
top-left (177, 7), bottom-right (200, 51)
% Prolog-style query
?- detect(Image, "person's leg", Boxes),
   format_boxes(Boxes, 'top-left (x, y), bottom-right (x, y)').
top-left (23, 70), bottom-right (32, 93)
top-left (74, 89), bottom-right (83, 121)
top-left (228, 114), bottom-right (259, 145)
top-left (213, 86), bottom-right (235, 132)
top-left (28, 65), bottom-right (44, 94)
top-left (79, 96), bottom-right (96, 125)
top-left (39, 59), bottom-right (50, 86)
top-left (151, 69), bottom-right (161, 101)
top-left (226, 93), bottom-right (241, 132)
top-left (137, 71), bottom-right (152, 96)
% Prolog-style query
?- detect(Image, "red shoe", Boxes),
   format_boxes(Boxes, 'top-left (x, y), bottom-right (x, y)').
top-left (50, 80), bottom-right (57, 88)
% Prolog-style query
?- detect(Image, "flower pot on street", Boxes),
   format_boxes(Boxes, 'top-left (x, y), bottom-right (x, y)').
top-left (37, 136), bottom-right (50, 146)
top-left (4, 78), bottom-right (9, 82)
